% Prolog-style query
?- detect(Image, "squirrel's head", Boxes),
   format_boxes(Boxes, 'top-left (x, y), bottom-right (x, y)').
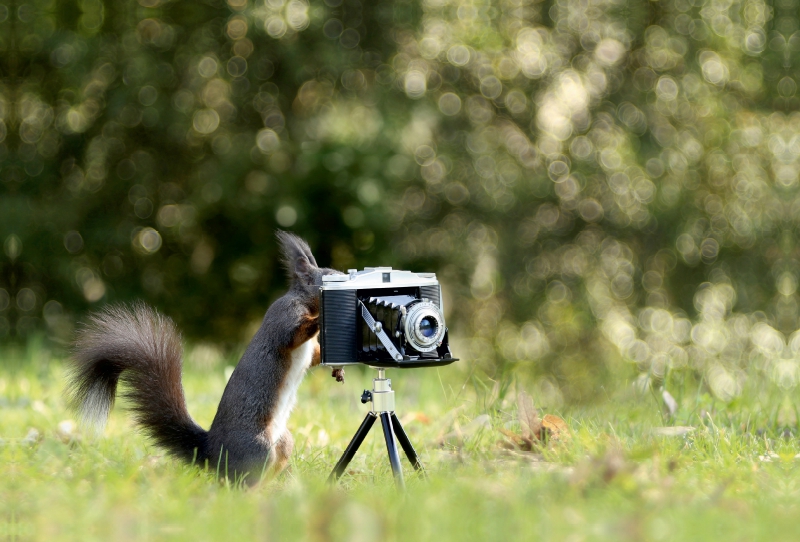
top-left (276, 231), bottom-right (342, 309)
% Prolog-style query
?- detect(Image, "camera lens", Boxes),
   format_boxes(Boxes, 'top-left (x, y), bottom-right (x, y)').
top-left (419, 316), bottom-right (437, 338)
top-left (403, 300), bottom-right (446, 352)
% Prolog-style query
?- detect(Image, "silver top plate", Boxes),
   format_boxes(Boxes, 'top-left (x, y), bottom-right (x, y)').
top-left (321, 267), bottom-right (438, 290)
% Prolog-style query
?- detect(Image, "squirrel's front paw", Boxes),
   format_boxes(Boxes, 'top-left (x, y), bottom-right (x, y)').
top-left (331, 368), bottom-right (345, 383)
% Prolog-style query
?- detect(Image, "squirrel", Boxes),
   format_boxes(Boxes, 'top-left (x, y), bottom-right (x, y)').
top-left (66, 231), bottom-right (343, 484)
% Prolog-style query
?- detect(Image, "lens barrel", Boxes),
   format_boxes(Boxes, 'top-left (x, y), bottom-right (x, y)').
top-left (403, 300), bottom-right (446, 352)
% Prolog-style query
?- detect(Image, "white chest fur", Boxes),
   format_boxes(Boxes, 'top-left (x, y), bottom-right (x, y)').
top-left (268, 338), bottom-right (314, 445)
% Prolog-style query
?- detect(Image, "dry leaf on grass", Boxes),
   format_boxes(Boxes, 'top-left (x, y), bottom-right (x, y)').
top-left (399, 411), bottom-right (431, 425)
top-left (662, 389), bottom-right (678, 418)
top-left (496, 392), bottom-right (570, 451)
top-left (517, 391), bottom-right (542, 440)
top-left (541, 414), bottom-right (569, 441)
top-left (652, 426), bottom-right (694, 437)
top-left (497, 428), bottom-right (528, 449)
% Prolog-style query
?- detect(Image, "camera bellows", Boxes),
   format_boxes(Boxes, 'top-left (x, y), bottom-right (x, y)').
top-left (363, 296), bottom-right (414, 353)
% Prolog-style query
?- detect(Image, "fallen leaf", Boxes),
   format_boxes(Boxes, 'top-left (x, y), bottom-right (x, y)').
top-left (662, 389), bottom-right (678, 418)
top-left (652, 426), bottom-right (694, 437)
top-left (399, 411), bottom-right (431, 426)
top-left (497, 428), bottom-right (534, 450)
top-left (496, 438), bottom-right (517, 450)
top-left (498, 427), bottom-right (521, 441)
top-left (497, 428), bottom-right (523, 449)
top-left (412, 412), bottom-right (431, 424)
top-left (517, 391), bottom-right (542, 441)
top-left (540, 414), bottom-right (569, 441)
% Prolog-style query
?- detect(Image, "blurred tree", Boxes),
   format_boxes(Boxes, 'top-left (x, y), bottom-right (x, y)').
top-left (1, 0), bottom-right (799, 402)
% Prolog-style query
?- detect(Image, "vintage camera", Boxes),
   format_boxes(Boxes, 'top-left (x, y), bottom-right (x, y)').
top-left (319, 267), bottom-right (457, 368)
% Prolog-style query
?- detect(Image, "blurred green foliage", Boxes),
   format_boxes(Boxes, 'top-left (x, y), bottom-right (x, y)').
top-left (2, 0), bottom-right (800, 402)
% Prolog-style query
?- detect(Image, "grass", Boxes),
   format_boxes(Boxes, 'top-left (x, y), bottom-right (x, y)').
top-left (4, 340), bottom-right (800, 541)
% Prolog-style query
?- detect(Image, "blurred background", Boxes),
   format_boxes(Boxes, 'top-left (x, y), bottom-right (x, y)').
top-left (1, 0), bottom-right (799, 403)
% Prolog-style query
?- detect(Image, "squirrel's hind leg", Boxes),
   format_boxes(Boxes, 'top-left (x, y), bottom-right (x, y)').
top-left (271, 432), bottom-right (294, 477)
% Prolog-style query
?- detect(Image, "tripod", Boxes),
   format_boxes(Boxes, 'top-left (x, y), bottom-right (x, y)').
top-left (328, 369), bottom-right (425, 489)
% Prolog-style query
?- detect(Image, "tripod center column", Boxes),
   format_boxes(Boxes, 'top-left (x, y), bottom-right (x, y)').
top-left (372, 373), bottom-right (395, 413)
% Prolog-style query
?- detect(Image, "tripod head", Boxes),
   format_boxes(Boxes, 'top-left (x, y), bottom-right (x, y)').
top-left (359, 368), bottom-right (395, 413)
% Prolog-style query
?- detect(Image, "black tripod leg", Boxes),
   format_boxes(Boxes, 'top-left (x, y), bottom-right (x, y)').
top-left (379, 412), bottom-right (405, 490)
top-left (328, 412), bottom-right (377, 483)
top-left (390, 413), bottom-right (426, 476)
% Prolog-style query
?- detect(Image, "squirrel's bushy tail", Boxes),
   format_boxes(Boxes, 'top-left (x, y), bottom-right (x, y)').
top-left (67, 302), bottom-right (208, 463)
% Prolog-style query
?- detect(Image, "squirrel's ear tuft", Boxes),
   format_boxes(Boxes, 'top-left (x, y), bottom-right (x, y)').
top-left (276, 230), bottom-right (318, 285)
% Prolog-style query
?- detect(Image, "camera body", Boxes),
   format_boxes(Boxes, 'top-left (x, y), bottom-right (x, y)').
top-left (319, 267), bottom-right (457, 368)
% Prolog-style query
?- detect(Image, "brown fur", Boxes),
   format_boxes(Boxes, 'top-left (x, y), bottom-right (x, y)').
top-left (311, 342), bottom-right (321, 366)
top-left (271, 431), bottom-right (294, 475)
